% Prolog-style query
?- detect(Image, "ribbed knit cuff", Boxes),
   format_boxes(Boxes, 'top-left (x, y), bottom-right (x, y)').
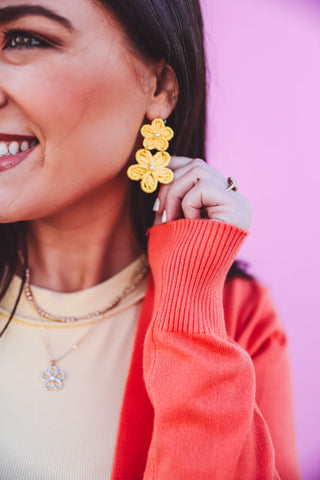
top-left (147, 219), bottom-right (248, 336)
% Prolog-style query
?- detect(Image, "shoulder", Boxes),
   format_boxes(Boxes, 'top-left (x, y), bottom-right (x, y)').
top-left (223, 276), bottom-right (287, 355)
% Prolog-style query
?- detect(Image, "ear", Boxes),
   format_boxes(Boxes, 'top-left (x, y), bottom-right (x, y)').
top-left (145, 62), bottom-right (179, 121)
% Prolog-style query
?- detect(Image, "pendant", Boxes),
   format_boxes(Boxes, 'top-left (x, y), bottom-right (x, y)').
top-left (40, 364), bottom-right (66, 391)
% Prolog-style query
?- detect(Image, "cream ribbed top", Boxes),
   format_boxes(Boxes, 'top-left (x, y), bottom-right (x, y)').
top-left (0, 256), bottom-right (148, 480)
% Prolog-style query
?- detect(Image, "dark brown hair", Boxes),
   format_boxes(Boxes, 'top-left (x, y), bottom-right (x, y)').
top-left (0, 0), bottom-right (251, 337)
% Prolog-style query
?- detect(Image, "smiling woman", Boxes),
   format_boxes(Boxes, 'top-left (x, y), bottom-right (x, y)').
top-left (0, 1), bottom-right (300, 479)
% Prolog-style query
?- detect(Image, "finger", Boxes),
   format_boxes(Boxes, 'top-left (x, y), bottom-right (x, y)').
top-left (163, 171), bottom-right (231, 222)
top-left (180, 180), bottom-right (225, 220)
top-left (165, 155), bottom-right (193, 171)
top-left (168, 157), bottom-right (226, 185)
top-left (182, 181), bottom-right (252, 230)
top-left (157, 158), bottom-right (227, 215)
top-left (153, 204), bottom-right (167, 226)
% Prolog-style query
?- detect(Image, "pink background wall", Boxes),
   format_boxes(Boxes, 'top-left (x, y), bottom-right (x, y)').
top-left (201, 0), bottom-right (320, 478)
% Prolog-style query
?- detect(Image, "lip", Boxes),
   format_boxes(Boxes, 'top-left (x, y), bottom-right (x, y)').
top-left (0, 144), bottom-right (39, 172)
top-left (0, 133), bottom-right (37, 142)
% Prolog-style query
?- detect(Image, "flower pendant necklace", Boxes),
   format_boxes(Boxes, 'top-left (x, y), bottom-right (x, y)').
top-left (39, 315), bottom-right (100, 391)
top-left (39, 310), bottom-right (109, 390)
top-left (24, 260), bottom-right (149, 390)
top-left (41, 364), bottom-right (66, 391)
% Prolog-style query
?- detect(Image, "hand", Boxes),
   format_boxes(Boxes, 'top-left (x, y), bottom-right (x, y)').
top-left (153, 156), bottom-right (252, 231)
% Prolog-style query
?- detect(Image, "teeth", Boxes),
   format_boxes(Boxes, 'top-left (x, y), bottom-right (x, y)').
top-left (0, 139), bottom-right (36, 157)
top-left (0, 142), bottom-right (8, 156)
top-left (21, 141), bottom-right (29, 152)
top-left (9, 141), bottom-right (19, 155)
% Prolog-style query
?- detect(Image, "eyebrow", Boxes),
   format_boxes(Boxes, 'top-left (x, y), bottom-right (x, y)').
top-left (0, 4), bottom-right (74, 30)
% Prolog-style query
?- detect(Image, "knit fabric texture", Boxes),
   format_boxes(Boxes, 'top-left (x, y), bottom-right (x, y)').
top-left (112, 219), bottom-right (300, 480)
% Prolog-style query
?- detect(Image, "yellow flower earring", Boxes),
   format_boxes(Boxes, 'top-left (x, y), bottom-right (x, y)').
top-left (127, 118), bottom-right (174, 193)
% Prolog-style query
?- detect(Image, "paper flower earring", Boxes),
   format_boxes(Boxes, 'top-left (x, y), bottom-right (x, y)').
top-left (127, 118), bottom-right (174, 193)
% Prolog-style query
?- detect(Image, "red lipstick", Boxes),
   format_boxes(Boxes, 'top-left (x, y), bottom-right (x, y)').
top-left (0, 139), bottom-right (39, 173)
top-left (0, 133), bottom-right (37, 142)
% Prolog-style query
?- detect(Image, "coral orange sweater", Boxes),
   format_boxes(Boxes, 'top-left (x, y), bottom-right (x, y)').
top-left (111, 219), bottom-right (300, 479)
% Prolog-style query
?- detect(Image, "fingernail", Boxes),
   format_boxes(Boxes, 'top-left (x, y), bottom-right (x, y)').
top-left (153, 197), bottom-right (160, 212)
top-left (161, 210), bottom-right (167, 223)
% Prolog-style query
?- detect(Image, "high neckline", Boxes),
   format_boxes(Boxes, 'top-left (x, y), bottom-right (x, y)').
top-left (0, 255), bottom-right (148, 327)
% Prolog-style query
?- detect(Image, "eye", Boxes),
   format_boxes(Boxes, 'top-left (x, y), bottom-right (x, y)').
top-left (3, 30), bottom-right (49, 50)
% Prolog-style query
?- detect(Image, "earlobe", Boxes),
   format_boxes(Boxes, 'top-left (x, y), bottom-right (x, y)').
top-left (145, 63), bottom-right (179, 121)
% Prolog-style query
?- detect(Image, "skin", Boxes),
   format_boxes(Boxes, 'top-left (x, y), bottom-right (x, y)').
top-left (0, 0), bottom-right (252, 293)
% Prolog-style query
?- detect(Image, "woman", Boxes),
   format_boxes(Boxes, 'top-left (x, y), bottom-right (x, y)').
top-left (0, 0), bottom-right (300, 479)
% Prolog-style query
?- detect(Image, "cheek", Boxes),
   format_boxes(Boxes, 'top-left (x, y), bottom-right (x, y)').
top-left (20, 59), bottom-right (147, 177)
top-left (0, 52), bottom-right (150, 221)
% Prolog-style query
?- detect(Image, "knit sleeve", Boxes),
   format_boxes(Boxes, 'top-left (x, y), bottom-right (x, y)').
top-left (223, 277), bottom-right (301, 479)
top-left (142, 219), bottom-right (294, 480)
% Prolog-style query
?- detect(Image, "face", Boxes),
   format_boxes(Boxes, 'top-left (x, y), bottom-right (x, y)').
top-left (0, 0), bottom-right (158, 222)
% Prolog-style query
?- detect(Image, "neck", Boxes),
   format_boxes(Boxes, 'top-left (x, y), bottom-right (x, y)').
top-left (26, 182), bottom-right (142, 293)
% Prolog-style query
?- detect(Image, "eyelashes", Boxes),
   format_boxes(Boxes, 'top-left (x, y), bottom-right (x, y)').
top-left (2, 29), bottom-right (56, 50)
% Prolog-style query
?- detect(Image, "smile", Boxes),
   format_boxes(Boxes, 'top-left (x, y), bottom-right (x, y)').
top-left (0, 136), bottom-right (38, 157)
top-left (0, 134), bottom-right (39, 172)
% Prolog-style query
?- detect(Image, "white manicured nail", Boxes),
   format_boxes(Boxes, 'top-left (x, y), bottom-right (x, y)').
top-left (161, 210), bottom-right (167, 223)
top-left (153, 197), bottom-right (160, 212)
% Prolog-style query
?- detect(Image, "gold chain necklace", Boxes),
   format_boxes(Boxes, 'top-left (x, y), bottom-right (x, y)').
top-left (24, 259), bottom-right (149, 391)
top-left (24, 264), bottom-right (148, 323)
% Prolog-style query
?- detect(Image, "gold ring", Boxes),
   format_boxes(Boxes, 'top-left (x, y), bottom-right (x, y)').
top-left (225, 177), bottom-right (238, 192)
